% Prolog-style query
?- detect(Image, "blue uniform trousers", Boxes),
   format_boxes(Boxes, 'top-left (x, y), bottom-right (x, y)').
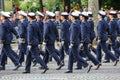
top-left (18, 43), bottom-right (27, 64)
top-left (68, 45), bottom-right (88, 71)
top-left (60, 42), bottom-right (69, 62)
top-left (97, 41), bottom-right (117, 62)
top-left (83, 43), bottom-right (100, 65)
top-left (0, 44), bottom-right (19, 68)
top-left (44, 45), bottom-right (61, 65)
top-left (25, 45), bottom-right (47, 72)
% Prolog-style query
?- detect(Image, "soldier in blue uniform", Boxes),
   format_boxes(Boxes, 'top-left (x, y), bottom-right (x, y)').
top-left (17, 11), bottom-right (28, 66)
top-left (117, 11), bottom-right (120, 59)
top-left (65, 12), bottom-right (92, 73)
top-left (87, 12), bottom-right (98, 60)
top-left (108, 11), bottom-right (120, 60)
top-left (31, 11), bottom-right (44, 67)
top-left (0, 11), bottom-right (20, 70)
top-left (79, 12), bottom-right (101, 69)
top-left (59, 12), bottom-right (70, 66)
top-left (36, 11), bottom-right (44, 44)
top-left (96, 11), bottom-right (118, 65)
top-left (43, 11), bottom-right (64, 70)
top-left (23, 12), bottom-right (48, 74)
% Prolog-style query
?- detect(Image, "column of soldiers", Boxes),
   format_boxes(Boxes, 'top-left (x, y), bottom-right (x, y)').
top-left (0, 9), bottom-right (120, 74)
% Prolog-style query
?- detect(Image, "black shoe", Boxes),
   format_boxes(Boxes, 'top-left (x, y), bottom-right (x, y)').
top-left (33, 62), bottom-right (37, 67)
top-left (65, 70), bottom-right (73, 73)
top-left (95, 63), bottom-right (101, 70)
top-left (114, 60), bottom-right (119, 66)
top-left (103, 60), bottom-right (110, 63)
top-left (87, 65), bottom-right (92, 73)
top-left (13, 64), bottom-right (21, 71)
top-left (39, 67), bottom-right (45, 70)
top-left (74, 68), bottom-right (82, 70)
top-left (56, 63), bottom-right (64, 70)
top-left (41, 68), bottom-right (49, 74)
top-left (22, 71), bottom-right (30, 74)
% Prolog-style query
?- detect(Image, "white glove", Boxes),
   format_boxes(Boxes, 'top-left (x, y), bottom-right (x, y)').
top-left (18, 39), bottom-right (25, 44)
top-left (61, 41), bottom-right (64, 46)
top-left (106, 38), bottom-right (112, 44)
top-left (98, 40), bottom-right (101, 43)
top-left (18, 39), bottom-right (22, 44)
top-left (42, 42), bottom-right (46, 51)
top-left (69, 43), bottom-right (73, 48)
top-left (78, 43), bottom-right (83, 50)
top-left (116, 37), bottom-right (120, 42)
top-left (27, 45), bottom-right (32, 51)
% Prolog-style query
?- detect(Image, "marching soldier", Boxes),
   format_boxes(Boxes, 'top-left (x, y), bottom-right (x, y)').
top-left (32, 11), bottom-right (44, 67)
top-left (108, 11), bottom-right (120, 59)
top-left (59, 12), bottom-right (70, 66)
top-left (0, 11), bottom-right (20, 70)
top-left (87, 12), bottom-right (98, 60)
top-left (23, 12), bottom-right (48, 74)
top-left (17, 11), bottom-right (28, 66)
top-left (79, 12), bottom-right (101, 69)
top-left (43, 11), bottom-right (64, 70)
top-left (65, 12), bottom-right (92, 73)
top-left (96, 11), bottom-right (118, 65)
top-left (36, 11), bottom-right (44, 44)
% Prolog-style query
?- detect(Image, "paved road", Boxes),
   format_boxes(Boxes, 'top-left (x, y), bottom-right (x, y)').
top-left (0, 44), bottom-right (120, 80)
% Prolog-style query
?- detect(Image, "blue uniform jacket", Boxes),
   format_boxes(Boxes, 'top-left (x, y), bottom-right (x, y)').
top-left (61, 20), bottom-right (70, 43)
top-left (97, 19), bottom-right (108, 41)
top-left (1, 19), bottom-right (18, 44)
top-left (43, 20), bottom-right (59, 45)
top-left (36, 19), bottom-right (43, 43)
top-left (70, 20), bottom-right (80, 45)
top-left (18, 19), bottom-right (28, 42)
top-left (81, 20), bottom-right (91, 43)
top-left (117, 19), bottom-right (120, 36)
top-left (108, 19), bottom-right (119, 41)
top-left (88, 19), bottom-right (96, 42)
top-left (0, 24), bottom-right (5, 42)
top-left (27, 21), bottom-right (41, 45)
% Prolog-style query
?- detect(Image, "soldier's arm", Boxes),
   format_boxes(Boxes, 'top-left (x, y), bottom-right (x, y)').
top-left (27, 24), bottom-right (33, 45)
top-left (43, 23), bottom-right (49, 42)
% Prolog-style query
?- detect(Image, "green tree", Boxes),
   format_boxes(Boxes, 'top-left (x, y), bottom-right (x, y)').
top-left (20, 0), bottom-right (40, 12)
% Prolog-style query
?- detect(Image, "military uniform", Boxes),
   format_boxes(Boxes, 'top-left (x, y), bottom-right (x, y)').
top-left (0, 11), bottom-right (20, 70)
top-left (65, 12), bottom-right (92, 73)
top-left (59, 12), bottom-right (70, 64)
top-left (96, 11), bottom-right (118, 65)
top-left (80, 12), bottom-right (100, 67)
top-left (17, 11), bottom-right (28, 65)
top-left (23, 13), bottom-right (48, 73)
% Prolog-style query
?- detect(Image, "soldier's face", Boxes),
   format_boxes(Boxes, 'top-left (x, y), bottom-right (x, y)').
top-left (60, 16), bottom-right (64, 20)
top-left (70, 16), bottom-right (74, 21)
top-left (117, 14), bottom-right (120, 19)
top-left (35, 15), bottom-right (40, 19)
top-left (0, 16), bottom-right (5, 21)
top-left (109, 15), bottom-right (113, 19)
top-left (98, 14), bottom-right (101, 19)
top-left (80, 16), bottom-right (83, 21)
top-left (18, 15), bottom-right (23, 20)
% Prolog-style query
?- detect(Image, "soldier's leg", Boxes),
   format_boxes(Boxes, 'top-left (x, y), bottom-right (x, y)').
top-left (46, 45), bottom-right (61, 65)
top-left (97, 42), bottom-right (102, 62)
top-left (4, 44), bottom-right (19, 66)
top-left (31, 46), bottom-right (48, 69)
top-left (84, 43), bottom-right (100, 65)
top-left (101, 42), bottom-right (117, 62)
top-left (25, 49), bottom-right (32, 72)
top-left (111, 41), bottom-right (120, 59)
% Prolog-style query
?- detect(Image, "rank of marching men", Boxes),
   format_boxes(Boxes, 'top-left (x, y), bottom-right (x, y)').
top-left (0, 9), bottom-right (120, 74)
